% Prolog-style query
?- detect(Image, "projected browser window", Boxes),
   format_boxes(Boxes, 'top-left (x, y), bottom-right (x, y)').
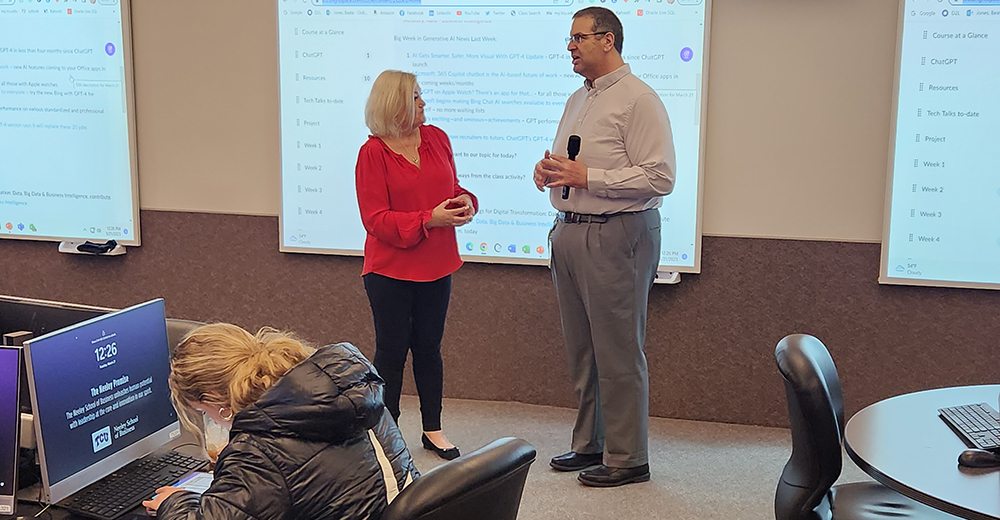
top-left (0, 0), bottom-right (138, 245)
top-left (278, 0), bottom-right (708, 271)
top-left (882, 0), bottom-right (1000, 287)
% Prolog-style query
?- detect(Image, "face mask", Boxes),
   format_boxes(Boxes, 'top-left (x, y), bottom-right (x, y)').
top-left (203, 414), bottom-right (231, 462)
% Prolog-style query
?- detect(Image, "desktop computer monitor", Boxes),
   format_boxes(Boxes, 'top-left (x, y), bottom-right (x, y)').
top-left (23, 299), bottom-right (180, 505)
top-left (0, 295), bottom-right (113, 337)
top-left (1, 295), bottom-right (114, 414)
top-left (0, 346), bottom-right (21, 516)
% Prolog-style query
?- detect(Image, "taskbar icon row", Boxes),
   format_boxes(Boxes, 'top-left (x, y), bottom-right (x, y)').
top-left (2, 222), bottom-right (37, 232)
top-left (465, 241), bottom-right (545, 255)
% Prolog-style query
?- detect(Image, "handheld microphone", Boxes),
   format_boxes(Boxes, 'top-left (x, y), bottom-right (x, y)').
top-left (562, 134), bottom-right (581, 200)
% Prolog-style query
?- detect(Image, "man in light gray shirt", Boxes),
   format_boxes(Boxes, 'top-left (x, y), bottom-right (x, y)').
top-left (533, 6), bottom-right (675, 487)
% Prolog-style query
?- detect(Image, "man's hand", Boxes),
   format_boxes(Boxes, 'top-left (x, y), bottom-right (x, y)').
top-left (533, 150), bottom-right (552, 192)
top-left (538, 153), bottom-right (588, 190)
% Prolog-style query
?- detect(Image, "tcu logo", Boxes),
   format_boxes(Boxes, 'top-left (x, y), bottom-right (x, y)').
top-left (92, 426), bottom-right (112, 453)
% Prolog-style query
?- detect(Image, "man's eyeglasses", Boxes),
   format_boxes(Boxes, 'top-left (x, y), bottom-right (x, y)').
top-left (566, 32), bottom-right (608, 44)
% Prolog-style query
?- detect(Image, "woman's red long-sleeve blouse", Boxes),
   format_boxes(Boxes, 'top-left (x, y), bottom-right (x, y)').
top-left (355, 125), bottom-right (478, 282)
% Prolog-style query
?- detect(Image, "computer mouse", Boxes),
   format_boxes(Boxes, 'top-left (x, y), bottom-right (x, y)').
top-left (958, 449), bottom-right (1000, 468)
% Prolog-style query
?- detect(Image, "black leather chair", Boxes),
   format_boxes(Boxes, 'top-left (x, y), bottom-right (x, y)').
top-left (166, 318), bottom-right (204, 357)
top-left (774, 334), bottom-right (959, 520)
top-left (382, 437), bottom-right (536, 520)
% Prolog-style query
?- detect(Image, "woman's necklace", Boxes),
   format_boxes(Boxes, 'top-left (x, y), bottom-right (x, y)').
top-left (390, 134), bottom-right (421, 166)
top-left (401, 144), bottom-right (420, 166)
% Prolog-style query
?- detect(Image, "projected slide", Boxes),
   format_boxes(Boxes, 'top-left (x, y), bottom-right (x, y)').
top-left (278, 0), bottom-right (709, 271)
top-left (0, 0), bottom-right (139, 245)
top-left (881, 0), bottom-right (1000, 289)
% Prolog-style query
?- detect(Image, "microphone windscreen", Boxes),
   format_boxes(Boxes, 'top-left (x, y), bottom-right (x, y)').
top-left (567, 135), bottom-right (581, 160)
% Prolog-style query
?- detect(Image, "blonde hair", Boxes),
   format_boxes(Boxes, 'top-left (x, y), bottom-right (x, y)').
top-left (168, 323), bottom-right (316, 445)
top-left (364, 70), bottom-right (418, 138)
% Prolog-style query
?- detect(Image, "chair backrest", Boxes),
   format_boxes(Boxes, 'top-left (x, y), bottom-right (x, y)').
top-left (382, 437), bottom-right (536, 520)
top-left (774, 334), bottom-right (845, 520)
top-left (166, 318), bottom-right (205, 358)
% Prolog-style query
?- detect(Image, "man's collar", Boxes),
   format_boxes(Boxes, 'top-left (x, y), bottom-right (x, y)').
top-left (585, 64), bottom-right (631, 91)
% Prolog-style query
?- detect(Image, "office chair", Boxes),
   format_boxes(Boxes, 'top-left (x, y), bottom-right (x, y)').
top-left (382, 437), bottom-right (536, 520)
top-left (166, 318), bottom-right (204, 357)
top-left (774, 334), bottom-right (959, 520)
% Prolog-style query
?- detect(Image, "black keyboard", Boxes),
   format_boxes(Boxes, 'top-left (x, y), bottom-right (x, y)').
top-left (59, 451), bottom-right (208, 520)
top-left (938, 402), bottom-right (1000, 451)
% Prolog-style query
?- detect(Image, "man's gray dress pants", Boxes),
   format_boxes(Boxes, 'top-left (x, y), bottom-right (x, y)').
top-left (550, 209), bottom-right (660, 468)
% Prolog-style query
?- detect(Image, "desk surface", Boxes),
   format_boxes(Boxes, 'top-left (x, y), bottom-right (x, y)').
top-left (845, 385), bottom-right (1000, 520)
top-left (13, 438), bottom-right (204, 520)
top-left (12, 504), bottom-right (146, 520)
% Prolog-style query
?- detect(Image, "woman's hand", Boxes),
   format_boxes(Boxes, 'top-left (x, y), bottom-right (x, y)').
top-left (426, 197), bottom-right (474, 228)
top-left (453, 194), bottom-right (476, 223)
top-left (142, 486), bottom-right (185, 513)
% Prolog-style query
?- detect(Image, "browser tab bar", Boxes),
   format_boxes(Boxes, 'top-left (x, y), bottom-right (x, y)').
top-left (312, 0), bottom-right (572, 5)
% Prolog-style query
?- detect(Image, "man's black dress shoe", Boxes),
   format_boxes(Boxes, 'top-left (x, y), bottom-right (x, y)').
top-left (421, 433), bottom-right (460, 461)
top-left (578, 464), bottom-right (650, 487)
top-left (549, 451), bottom-right (603, 472)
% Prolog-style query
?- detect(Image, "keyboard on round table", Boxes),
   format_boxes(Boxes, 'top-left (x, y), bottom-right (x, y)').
top-left (938, 402), bottom-right (1000, 451)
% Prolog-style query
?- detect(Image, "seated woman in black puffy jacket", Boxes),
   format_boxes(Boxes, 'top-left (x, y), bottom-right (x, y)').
top-left (141, 323), bottom-right (419, 520)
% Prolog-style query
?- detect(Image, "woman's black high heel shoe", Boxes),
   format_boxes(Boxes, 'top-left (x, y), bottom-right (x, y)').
top-left (421, 433), bottom-right (460, 461)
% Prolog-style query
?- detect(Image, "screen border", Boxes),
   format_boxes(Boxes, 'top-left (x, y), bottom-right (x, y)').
top-left (0, 346), bottom-right (21, 516)
top-left (877, 0), bottom-right (1000, 291)
top-left (23, 299), bottom-right (180, 505)
top-left (0, 0), bottom-right (142, 247)
top-left (276, 0), bottom-right (712, 274)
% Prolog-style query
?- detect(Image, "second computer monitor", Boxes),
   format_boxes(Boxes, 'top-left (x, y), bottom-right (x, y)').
top-left (1, 294), bottom-right (114, 414)
top-left (0, 346), bottom-right (21, 515)
top-left (23, 299), bottom-right (180, 505)
top-left (0, 295), bottom-right (112, 338)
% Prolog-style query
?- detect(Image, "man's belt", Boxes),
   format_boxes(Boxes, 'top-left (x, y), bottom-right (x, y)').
top-left (556, 211), bottom-right (634, 224)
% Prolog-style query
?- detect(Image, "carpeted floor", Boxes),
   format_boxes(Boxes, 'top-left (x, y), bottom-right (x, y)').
top-left (395, 396), bottom-right (871, 520)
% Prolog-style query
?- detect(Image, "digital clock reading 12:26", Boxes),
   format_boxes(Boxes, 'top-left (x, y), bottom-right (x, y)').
top-left (95, 342), bottom-right (118, 362)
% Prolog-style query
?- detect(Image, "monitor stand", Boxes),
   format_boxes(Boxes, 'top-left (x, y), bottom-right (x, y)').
top-left (654, 271), bottom-right (680, 285)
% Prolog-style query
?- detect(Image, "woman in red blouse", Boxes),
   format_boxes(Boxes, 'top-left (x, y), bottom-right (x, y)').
top-left (355, 70), bottom-right (477, 460)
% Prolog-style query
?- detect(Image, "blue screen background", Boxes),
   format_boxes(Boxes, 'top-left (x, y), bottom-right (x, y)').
top-left (0, 348), bottom-right (19, 496)
top-left (28, 300), bottom-right (176, 486)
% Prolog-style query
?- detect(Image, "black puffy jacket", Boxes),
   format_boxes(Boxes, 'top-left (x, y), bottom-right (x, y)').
top-left (158, 343), bottom-right (419, 520)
